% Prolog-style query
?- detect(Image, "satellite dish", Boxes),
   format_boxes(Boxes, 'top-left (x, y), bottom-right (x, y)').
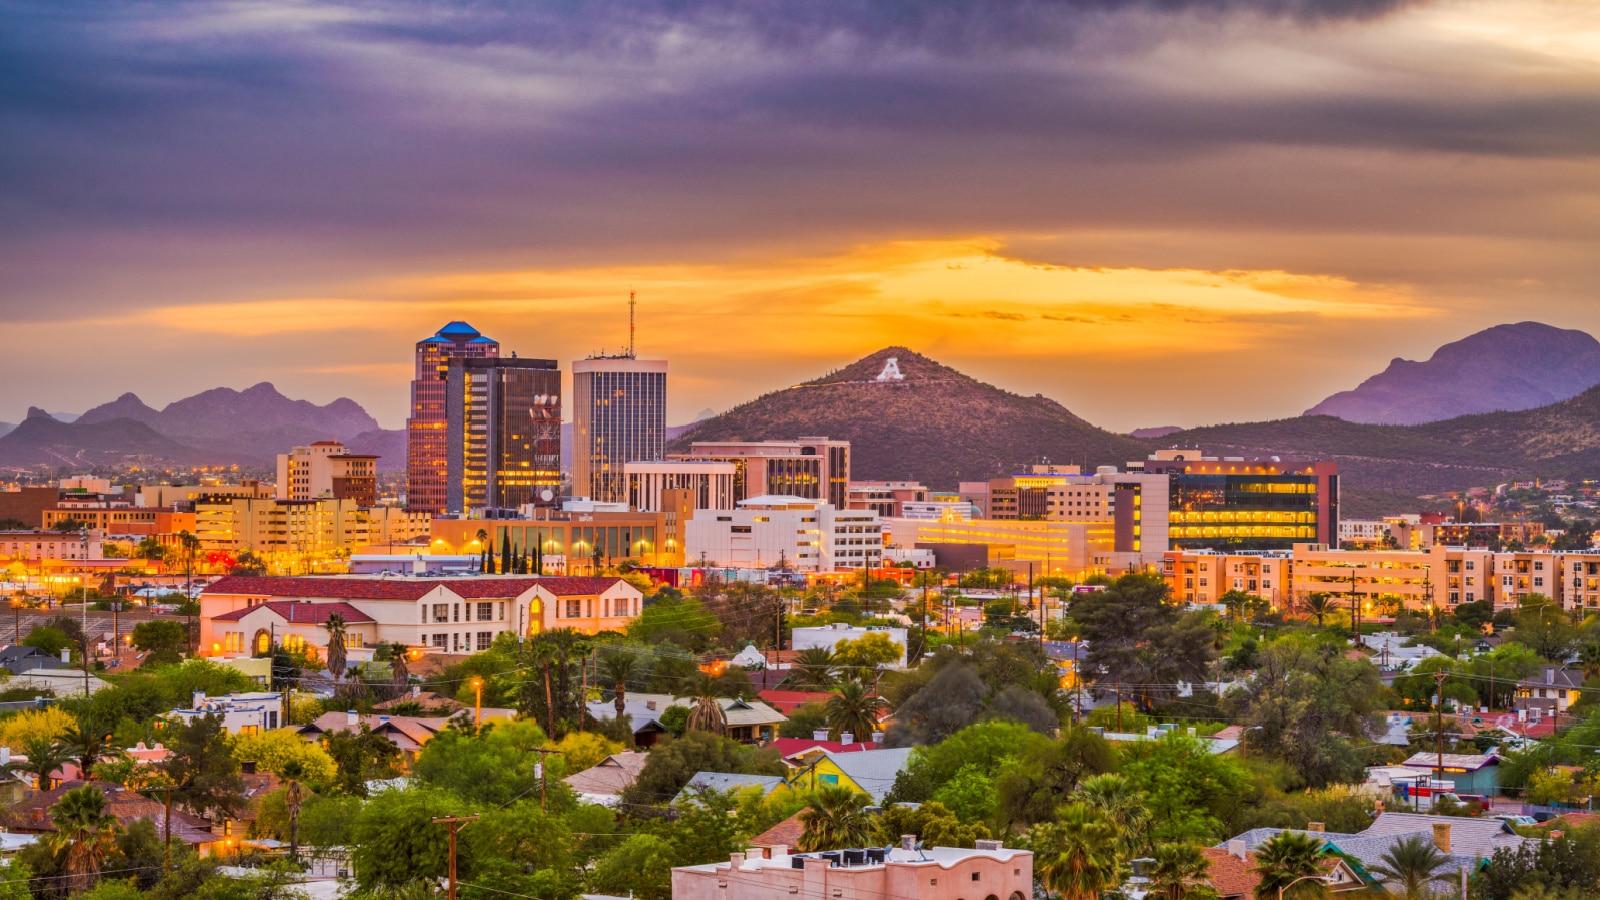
top-left (540, 489), bottom-right (555, 503)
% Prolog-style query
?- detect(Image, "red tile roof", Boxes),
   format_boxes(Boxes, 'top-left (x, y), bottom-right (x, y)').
top-left (204, 575), bottom-right (626, 601)
top-left (758, 690), bottom-right (836, 714)
top-left (1201, 847), bottom-right (1260, 899)
top-left (749, 811), bottom-right (807, 850)
top-left (769, 737), bottom-right (881, 757)
top-left (212, 601), bottom-right (376, 624)
top-left (0, 780), bottom-right (216, 845)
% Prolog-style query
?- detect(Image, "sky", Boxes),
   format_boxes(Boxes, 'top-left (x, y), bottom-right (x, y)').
top-left (2, 0), bottom-right (1598, 432)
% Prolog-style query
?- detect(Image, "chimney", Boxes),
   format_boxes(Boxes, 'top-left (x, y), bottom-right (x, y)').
top-left (1227, 839), bottom-right (1247, 860)
top-left (646, 700), bottom-right (657, 711)
top-left (974, 839), bottom-right (1003, 852)
top-left (729, 852), bottom-right (745, 868)
top-left (1307, 822), bottom-right (1325, 833)
top-left (901, 835), bottom-right (916, 852)
top-left (0, 748), bottom-right (8, 766)
top-left (411, 685), bottom-right (421, 698)
top-left (841, 732), bottom-right (854, 745)
top-left (1432, 822), bottom-right (1451, 854)
top-left (29, 808), bottom-right (43, 825)
top-left (346, 710), bottom-right (359, 727)
top-left (813, 730), bottom-right (830, 741)
top-left (192, 691), bottom-right (205, 709)
top-left (746, 847), bottom-right (765, 861)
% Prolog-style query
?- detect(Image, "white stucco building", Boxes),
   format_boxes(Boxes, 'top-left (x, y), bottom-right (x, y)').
top-left (684, 496), bottom-right (882, 572)
top-left (172, 691), bottom-right (284, 735)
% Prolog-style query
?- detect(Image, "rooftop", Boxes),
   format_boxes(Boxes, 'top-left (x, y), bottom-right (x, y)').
top-left (204, 575), bottom-right (628, 601)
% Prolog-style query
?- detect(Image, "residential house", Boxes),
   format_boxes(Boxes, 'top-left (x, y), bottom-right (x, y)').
top-left (1360, 812), bottom-right (1532, 862)
top-left (673, 772), bottom-right (787, 806)
top-left (373, 689), bottom-right (463, 716)
top-left (671, 840), bottom-right (1032, 900)
top-left (0, 780), bottom-right (222, 854)
top-left (10, 668), bottom-right (107, 697)
top-left (295, 711), bottom-right (519, 765)
top-left (585, 697), bottom-right (675, 748)
top-left (172, 691), bottom-right (284, 735)
top-left (1219, 825), bottom-right (1480, 895)
top-left (0, 646), bottom-right (65, 676)
top-left (757, 690), bottom-right (835, 716)
top-left (586, 693), bottom-right (787, 746)
top-left (200, 575), bottom-right (644, 662)
top-left (1399, 752), bottom-right (1502, 796)
top-left (1517, 665), bottom-right (1584, 716)
top-left (1199, 840), bottom-right (1364, 899)
top-left (563, 751), bottom-right (649, 807)
top-left (785, 746), bottom-right (913, 804)
top-left (769, 735), bottom-right (883, 771)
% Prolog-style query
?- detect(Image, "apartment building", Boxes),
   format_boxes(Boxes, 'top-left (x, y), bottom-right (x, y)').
top-left (194, 496), bottom-right (430, 558)
top-left (1163, 550), bottom-right (1292, 607)
top-left (675, 438), bottom-right (851, 509)
top-left (846, 481), bottom-right (928, 518)
top-left (276, 441), bottom-right (379, 505)
top-left (199, 574), bottom-right (644, 660)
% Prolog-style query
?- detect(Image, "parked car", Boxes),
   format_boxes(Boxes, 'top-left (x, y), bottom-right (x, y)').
top-left (1492, 814), bottom-right (1538, 827)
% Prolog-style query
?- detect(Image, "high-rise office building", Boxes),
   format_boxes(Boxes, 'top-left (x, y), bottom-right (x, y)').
top-left (445, 357), bottom-right (562, 514)
top-left (572, 357), bottom-right (668, 504)
top-left (406, 322), bottom-right (499, 513)
top-left (1136, 450), bottom-right (1339, 551)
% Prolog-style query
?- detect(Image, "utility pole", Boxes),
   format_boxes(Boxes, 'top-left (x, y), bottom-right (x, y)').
top-left (431, 815), bottom-right (479, 900)
top-left (529, 748), bottom-right (565, 811)
top-left (1116, 683), bottom-right (1123, 732)
top-left (80, 530), bottom-right (88, 698)
top-left (1435, 669), bottom-right (1448, 789)
top-left (157, 784), bottom-right (175, 874)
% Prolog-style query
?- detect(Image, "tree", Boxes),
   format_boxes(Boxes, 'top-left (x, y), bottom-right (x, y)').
top-left (60, 720), bottom-right (118, 778)
top-left (888, 720), bottom-right (1049, 805)
top-left (599, 649), bottom-right (640, 719)
top-left (825, 679), bottom-right (884, 741)
top-left (1027, 802), bottom-right (1125, 900)
top-left (350, 787), bottom-right (468, 894)
top-left (49, 785), bottom-right (121, 895)
top-left (22, 625), bottom-right (72, 657)
top-left (0, 707), bottom-right (76, 748)
top-left (1077, 773), bottom-right (1152, 859)
top-left (798, 784), bottom-right (873, 851)
top-left (622, 731), bottom-right (783, 808)
top-left (229, 728), bottom-right (337, 782)
top-left (995, 727), bottom-right (1116, 830)
top-left (588, 834), bottom-right (675, 900)
top-left (413, 720), bottom-right (563, 808)
top-left (683, 671), bottom-right (727, 736)
top-left (130, 620), bottom-right (186, 655)
top-left (1251, 831), bottom-right (1329, 900)
top-left (1369, 833), bottom-right (1450, 900)
top-left (831, 633), bottom-right (903, 671)
top-left (229, 551), bottom-right (268, 576)
top-left (787, 647), bottom-right (837, 690)
top-left (885, 663), bottom-right (989, 746)
top-left (1580, 644), bottom-right (1600, 682)
top-left (5, 735), bottom-right (70, 791)
top-left (988, 684), bottom-right (1060, 735)
top-left (1071, 573), bottom-right (1216, 710)
top-left (280, 759), bottom-right (306, 864)
top-left (320, 725), bottom-right (402, 796)
top-left (779, 702), bottom-right (830, 739)
top-left (1118, 732), bottom-right (1248, 846)
top-left (1301, 593), bottom-right (1335, 628)
top-left (160, 713), bottom-right (246, 824)
top-left (1149, 843), bottom-right (1220, 900)
top-left (324, 613), bottom-right (348, 684)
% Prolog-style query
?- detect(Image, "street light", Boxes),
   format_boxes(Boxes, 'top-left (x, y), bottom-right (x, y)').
top-left (472, 677), bottom-right (483, 728)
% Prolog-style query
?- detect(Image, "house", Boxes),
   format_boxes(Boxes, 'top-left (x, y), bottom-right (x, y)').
top-left (769, 735), bottom-right (883, 770)
top-left (672, 840), bottom-right (1032, 900)
top-left (673, 772), bottom-right (787, 806)
top-left (1399, 752), bottom-right (1501, 796)
top-left (10, 668), bottom-right (107, 697)
top-left (758, 690), bottom-right (836, 716)
top-left (1360, 812), bottom-right (1531, 862)
top-left (586, 693), bottom-right (787, 746)
top-left (1199, 840), bottom-right (1365, 899)
top-left (786, 746), bottom-right (913, 804)
top-left (1093, 725), bottom-right (1241, 755)
top-left (1517, 665), bottom-right (1583, 715)
top-left (586, 698), bottom-right (675, 748)
top-left (172, 691), bottom-right (284, 735)
top-left (0, 646), bottom-right (65, 676)
top-left (0, 780), bottom-right (222, 854)
top-left (295, 711), bottom-right (486, 764)
top-left (373, 689), bottom-right (462, 715)
top-left (1219, 825), bottom-right (1479, 894)
top-left (562, 751), bottom-right (649, 807)
top-left (200, 574), bottom-right (644, 662)
top-left (748, 811), bottom-right (806, 853)
top-left (720, 697), bottom-right (788, 744)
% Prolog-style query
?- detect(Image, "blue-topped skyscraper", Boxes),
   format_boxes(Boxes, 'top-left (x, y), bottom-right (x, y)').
top-left (407, 322), bottom-right (499, 513)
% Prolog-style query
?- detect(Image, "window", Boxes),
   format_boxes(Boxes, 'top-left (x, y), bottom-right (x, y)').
top-left (477, 632), bottom-right (492, 651)
top-left (477, 602), bottom-right (493, 621)
top-left (453, 604), bottom-right (460, 622)
top-left (566, 599), bottom-right (582, 618)
top-left (238, 725), bottom-right (260, 737)
top-left (433, 604), bottom-right (449, 623)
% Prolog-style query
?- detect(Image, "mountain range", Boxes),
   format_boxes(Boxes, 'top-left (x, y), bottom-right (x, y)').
top-left (1305, 321), bottom-right (1600, 425)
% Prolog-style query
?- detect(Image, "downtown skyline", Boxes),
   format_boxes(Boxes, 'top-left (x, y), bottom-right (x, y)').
top-left (3, 0), bottom-right (1598, 431)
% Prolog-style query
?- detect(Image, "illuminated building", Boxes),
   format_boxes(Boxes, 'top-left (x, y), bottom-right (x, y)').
top-left (572, 357), bottom-right (668, 504)
top-left (199, 574), bottom-right (644, 661)
top-left (883, 515), bottom-right (1125, 577)
top-left (684, 495), bottom-right (881, 572)
top-left (625, 460), bottom-right (736, 513)
top-left (406, 322), bottom-right (500, 514)
top-left (675, 438), bottom-right (851, 508)
top-left (846, 481), bottom-right (927, 518)
top-left (1136, 451), bottom-right (1339, 551)
top-left (444, 356), bottom-right (562, 514)
top-left (193, 496), bottom-right (430, 562)
top-left (431, 508), bottom-right (681, 570)
top-left (959, 466), bottom-right (1169, 555)
top-left (275, 441), bottom-right (378, 505)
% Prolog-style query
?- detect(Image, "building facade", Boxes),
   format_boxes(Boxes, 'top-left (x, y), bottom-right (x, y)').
top-left (671, 842), bottom-right (1033, 900)
top-left (1138, 451), bottom-right (1339, 551)
top-left (685, 496), bottom-right (882, 572)
top-left (193, 497), bottom-right (430, 562)
top-left (676, 438), bottom-right (851, 509)
top-left (626, 460), bottom-right (736, 513)
top-left (444, 357), bottom-right (562, 514)
top-left (406, 322), bottom-right (500, 514)
top-left (846, 481), bottom-right (928, 518)
top-left (571, 357), bottom-right (668, 504)
top-left (275, 441), bottom-right (378, 505)
top-left (430, 508), bottom-right (682, 570)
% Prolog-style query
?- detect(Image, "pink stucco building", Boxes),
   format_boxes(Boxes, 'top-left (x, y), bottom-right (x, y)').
top-left (671, 839), bottom-right (1033, 900)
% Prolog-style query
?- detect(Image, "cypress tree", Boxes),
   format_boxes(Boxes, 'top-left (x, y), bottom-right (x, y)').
top-left (501, 531), bottom-right (513, 575)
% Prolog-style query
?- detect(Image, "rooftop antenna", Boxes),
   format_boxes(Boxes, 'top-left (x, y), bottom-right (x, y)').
top-left (628, 290), bottom-right (637, 358)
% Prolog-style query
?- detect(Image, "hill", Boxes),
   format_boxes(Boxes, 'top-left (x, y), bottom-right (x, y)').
top-left (1306, 322), bottom-right (1600, 424)
top-left (669, 347), bottom-right (1149, 487)
top-left (0, 409), bottom-right (210, 468)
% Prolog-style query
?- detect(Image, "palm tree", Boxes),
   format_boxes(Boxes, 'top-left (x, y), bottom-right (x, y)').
top-left (5, 736), bottom-right (71, 791)
top-left (1148, 843), bottom-right (1219, 900)
top-left (1369, 834), bottom-right (1450, 900)
top-left (797, 785), bottom-right (872, 851)
top-left (324, 613), bottom-right (348, 685)
top-left (1580, 643), bottom-right (1600, 682)
top-left (600, 651), bottom-right (639, 718)
top-left (1028, 802), bottom-right (1124, 900)
top-left (49, 785), bottom-right (120, 895)
top-left (281, 759), bottom-right (306, 864)
top-left (390, 643), bottom-right (411, 697)
top-left (824, 679), bottom-right (884, 742)
top-left (1076, 773), bottom-right (1152, 859)
top-left (59, 721), bottom-right (118, 780)
top-left (1251, 831), bottom-right (1329, 900)
top-left (1301, 593), bottom-right (1334, 628)
top-left (682, 671), bottom-right (727, 735)
top-left (476, 529), bottom-right (490, 574)
top-left (789, 647), bottom-right (837, 690)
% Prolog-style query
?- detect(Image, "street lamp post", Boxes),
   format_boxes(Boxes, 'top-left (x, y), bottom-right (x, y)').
top-left (80, 530), bottom-right (88, 697)
top-left (472, 677), bottom-right (483, 729)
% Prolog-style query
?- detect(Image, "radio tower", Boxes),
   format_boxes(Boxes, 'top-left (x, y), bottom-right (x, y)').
top-left (628, 291), bottom-right (637, 358)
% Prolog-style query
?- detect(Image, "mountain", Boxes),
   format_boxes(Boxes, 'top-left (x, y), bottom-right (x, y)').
top-left (1306, 322), bottom-right (1600, 425)
top-left (0, 411), bottom-right (209, 468)
top-left (345, 428), bottom-right (408, 473)
top-left (1130, 426), bottom-right (1183, 439)
top-left (3, 385), bottom-right (388, 470)
top-left (668, 347), bottom-right (1149, 487)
